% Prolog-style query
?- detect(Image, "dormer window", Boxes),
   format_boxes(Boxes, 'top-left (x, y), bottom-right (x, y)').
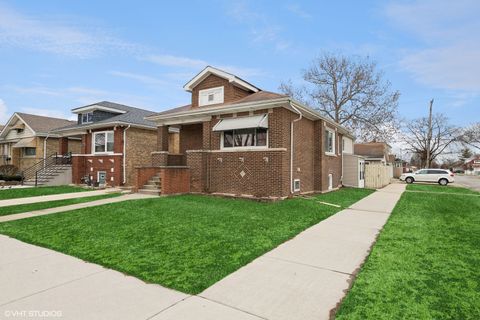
top-left (199, 86), bottom-right (224, 106)
top-left (81, 112), bottom-right (93, 124)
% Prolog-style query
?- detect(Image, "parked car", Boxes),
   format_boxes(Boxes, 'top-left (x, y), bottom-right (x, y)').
top-left (399, 169), bottom-right (455, 185)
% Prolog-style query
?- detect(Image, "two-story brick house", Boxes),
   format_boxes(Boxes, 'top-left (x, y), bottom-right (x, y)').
top-left (139, 66), bottom-right (354, 198)
top-left (52, 102), bottom-right (157, 187)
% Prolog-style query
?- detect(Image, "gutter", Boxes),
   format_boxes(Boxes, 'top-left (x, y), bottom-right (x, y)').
top-left (43, 132), bottom-right (50, 168)
top-left (123, 125), bottom-right (131, 184)
top-left (289, 101), bottom-right (302, 194)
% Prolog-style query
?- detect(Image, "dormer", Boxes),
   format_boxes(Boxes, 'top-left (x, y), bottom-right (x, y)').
top-left (184, 66), bottom-right (260, 108)
top-left (72, 102), bottom-right (127, 125)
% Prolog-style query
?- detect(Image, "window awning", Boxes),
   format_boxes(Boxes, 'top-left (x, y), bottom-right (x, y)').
top-left (12, 137), bottom-right (36, 148)
top-left (212, 114), bottom-right (268, 132)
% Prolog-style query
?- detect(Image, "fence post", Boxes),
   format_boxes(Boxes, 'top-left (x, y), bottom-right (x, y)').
top-left (35, 171), bottom-right (38, 187)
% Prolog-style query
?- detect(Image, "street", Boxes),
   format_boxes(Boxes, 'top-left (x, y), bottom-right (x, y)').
top-left (454, 175), bottom-right (480, 192)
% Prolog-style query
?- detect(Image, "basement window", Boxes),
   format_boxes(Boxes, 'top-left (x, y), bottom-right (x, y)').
top-left (293, 179), bottom-right (301, 192)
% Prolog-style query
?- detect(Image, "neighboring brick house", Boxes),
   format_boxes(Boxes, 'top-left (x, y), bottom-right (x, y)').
top-left (0, 113), bottom-right (81, 170)
top-left (464, 155), bottom-right (480, 175)
top-left (141, 66), bottom-right (354, 198)
top-left (52, 102), bottom-right (157, 187)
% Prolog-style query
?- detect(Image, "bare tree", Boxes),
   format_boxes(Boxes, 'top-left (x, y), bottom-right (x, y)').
top-left (280, 53), bottom-right (400, 141)
top-left (402, 113), bottom-right (459, 168)
top-left (461, 122), bottom-right (480, 150)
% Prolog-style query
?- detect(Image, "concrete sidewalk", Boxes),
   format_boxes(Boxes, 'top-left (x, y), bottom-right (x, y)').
top-left (200, 183), bottom-right (406, 320)
top-left (0, 184), bottom-right (406, 320)
top-left (0, 189), bottom-right (123, 208)
top-left (0, 193), bottom-right (156, 223)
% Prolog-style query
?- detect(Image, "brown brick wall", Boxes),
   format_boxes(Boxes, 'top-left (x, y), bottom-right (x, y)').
top-left (320, 122), bottom-right (343, 191)
top-left (191, 74), bottom-right (252, 108)
top-left (160, 168), bottom-right (190, 194)
top-left (292, 117), bottom-right (315, 194)
top-left (125, 127), bottom-right (157, 186)
top-left (186, 151), bottom-right (209, 192)
top-left (151, 152), bottom-right (168, 166)
top-left (180, 123), bottom-right (203, 153)
top-left (157, 126), bottom-right (169, 151)
top-left (71, 155), bottom-right (86, 184)
top-left (134, 167), bottom-right (160, 192)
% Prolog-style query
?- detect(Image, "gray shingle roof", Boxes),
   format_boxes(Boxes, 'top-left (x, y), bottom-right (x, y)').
top-left (16, 113), bottom-right (76, 133)
top-left (54, 101), bottom-right (157, 132)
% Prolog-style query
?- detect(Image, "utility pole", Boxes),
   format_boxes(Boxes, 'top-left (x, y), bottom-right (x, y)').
top-left (426, 99), bottom-right (434, 168)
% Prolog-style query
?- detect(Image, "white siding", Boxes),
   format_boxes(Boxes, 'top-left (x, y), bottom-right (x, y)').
top-left (342, 137), bottom-right (353, 154)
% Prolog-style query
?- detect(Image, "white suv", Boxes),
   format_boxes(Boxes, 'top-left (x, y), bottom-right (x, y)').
top-left (400, 169), bottom-right (455, 186)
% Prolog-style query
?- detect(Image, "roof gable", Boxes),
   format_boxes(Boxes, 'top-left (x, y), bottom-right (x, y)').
top-left (0, 112), bottom-right (75, 137)
top-left (183, 66), bottom-right (260, 93)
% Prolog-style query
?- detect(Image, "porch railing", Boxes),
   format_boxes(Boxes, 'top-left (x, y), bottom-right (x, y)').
top-left (21, 152), bottom-right (72, 186)
top-left (167, 154), bottom-right (186, 166)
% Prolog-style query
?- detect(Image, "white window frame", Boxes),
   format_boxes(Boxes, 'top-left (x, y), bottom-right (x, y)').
top-left (325, 128), bottom-right (335, 156)
top-left (199, 86), bottom-right (224, 106)
top-left (293, 179), bottom-right (301, 192)
top-left (81, 112), bottom-right (93, 124)
top-left (220, 128), bottom-right (268, 150)
top-left (92, 131), bottom-right (114, 154)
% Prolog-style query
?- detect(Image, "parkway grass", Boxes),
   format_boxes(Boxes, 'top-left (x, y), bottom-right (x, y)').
top-left (335, 185), bottom-right (480, 319)
top-left (0, 188), bottom-right (373, 294)
top-left (0, 185), bottom-right (92, 200)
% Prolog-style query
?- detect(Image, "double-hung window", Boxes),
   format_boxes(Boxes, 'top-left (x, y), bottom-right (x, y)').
top-left (93, 131), bottom-right (114, 154)
top-left (23, 147), bottom-right (36, 157)
top-left (222, 128), bottom-right (268, 148)
top-left (81, 112), bottom-right (93, 124)
top-left (325, 129), bottom-right (335, 155)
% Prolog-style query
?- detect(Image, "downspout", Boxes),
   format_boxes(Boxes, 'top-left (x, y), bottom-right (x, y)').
top-left (123, 125), bottom-right (131, 184)
top-left (289, 101), bottom-right (302, 194)
top-left (43, 132), bottom-right (50, 168)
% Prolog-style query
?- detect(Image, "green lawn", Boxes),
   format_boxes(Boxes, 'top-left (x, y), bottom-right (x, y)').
top-left (0, 188), bottom-right (373, 294)
top-left (0, 193), bottom-right (122, 216)
top-left (336, 186), bottom-right (480, 319)
top-left (0, 186), bottom-right (91, 200)
top-left (407, 183), bottom-right (480, 195)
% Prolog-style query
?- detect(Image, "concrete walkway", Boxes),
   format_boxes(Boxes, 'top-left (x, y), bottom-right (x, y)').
top-left (0, 184), bottom-right (406, 320)
top-left (0, 189), bottom-right (123, 208)
top-left (200, 183), bottom-right (406, 320)
top-left (0, 193), bottom-right (156, 223)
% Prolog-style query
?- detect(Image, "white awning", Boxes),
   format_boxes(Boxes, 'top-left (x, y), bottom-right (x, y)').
top-left (12, 137), bottom-right (36, 148)
top-left (212, 114), bottom-right (268, 132)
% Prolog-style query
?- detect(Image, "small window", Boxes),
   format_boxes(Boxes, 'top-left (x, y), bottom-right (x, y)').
top-left (93, 131), bottom-right (114, 154)
top-left (325, 129), bottom-right (335, 154)
top-left (222, 128), bottom-right (267, 148)
top-left (293, 179), bottom-right (301, 192)
top-left (23, 147), bottom-right (36, 157)
top-left (199, 86), bottom-right (224, 106)
top-left (82, 112), bottom-right (93, 124)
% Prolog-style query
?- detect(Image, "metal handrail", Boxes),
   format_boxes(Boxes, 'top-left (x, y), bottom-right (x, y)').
top-left (21, 152), bottom-right (72, 186)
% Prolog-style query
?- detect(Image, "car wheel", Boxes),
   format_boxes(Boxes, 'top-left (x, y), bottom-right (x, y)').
top-left (405, 177), bottom-right (414, 184)
top-left (439, 178), bottom-right (448, 186)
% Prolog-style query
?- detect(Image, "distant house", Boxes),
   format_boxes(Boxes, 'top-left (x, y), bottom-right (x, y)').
top-left (354, 142), bottom-right (394, 165)
top-left (0, 113), bottom-right (81, 170)
top-left (51, 101), bottom-right (158, 187)
top-left (464, 155), bottom-right (480, 175)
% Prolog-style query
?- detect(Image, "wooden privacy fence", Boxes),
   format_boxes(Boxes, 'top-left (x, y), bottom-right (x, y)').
top-left (365, 163), bottom-right (392, 189)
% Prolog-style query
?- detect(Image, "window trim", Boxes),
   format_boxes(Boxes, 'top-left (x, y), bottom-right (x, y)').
top-left (81, 112), bottom-right (94, 124)
top-left (220, 128), bottom-right (268, 150)
top-left (92, 130), bottom-right (115, 154)
top-left (199, 86), bottom-right (224, 106)
top-left (325, 128), bottom-right (336, 156)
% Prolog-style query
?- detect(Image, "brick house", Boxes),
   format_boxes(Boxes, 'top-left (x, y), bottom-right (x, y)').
top-left (0, 112), bottom-right (81, 170)
top-left (139, 66), bottom-right (354, 198)
top-left (52, 102), bottom-right (157, 187)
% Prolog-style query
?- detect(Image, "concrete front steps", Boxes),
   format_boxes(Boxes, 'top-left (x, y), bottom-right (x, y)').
top-left (23, 165), bottom-right (72, 186)
top-left (138, 175), bottom-right (161, 196)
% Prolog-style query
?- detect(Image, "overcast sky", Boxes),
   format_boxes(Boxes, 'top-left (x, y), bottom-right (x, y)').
top-left (0, 0), bottom-right (478, 128)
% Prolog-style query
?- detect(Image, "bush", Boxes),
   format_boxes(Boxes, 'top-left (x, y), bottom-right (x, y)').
top-left (0, 165), bottom-right (19, 176)
top-left (0, 174), bottom-right (23, 181)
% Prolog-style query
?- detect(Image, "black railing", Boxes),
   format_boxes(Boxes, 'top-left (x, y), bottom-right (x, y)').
top-left (21, 152), bottom-right (72, 186)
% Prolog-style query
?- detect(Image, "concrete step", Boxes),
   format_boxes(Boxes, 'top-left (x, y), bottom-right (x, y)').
top-left (142, 184), bottom-right (161, 190)
top-left (138, 189), bottom-right (161, 195)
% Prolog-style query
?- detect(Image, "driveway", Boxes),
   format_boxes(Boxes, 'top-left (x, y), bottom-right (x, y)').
top-left (455, 175), bottom-right (480, 191)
